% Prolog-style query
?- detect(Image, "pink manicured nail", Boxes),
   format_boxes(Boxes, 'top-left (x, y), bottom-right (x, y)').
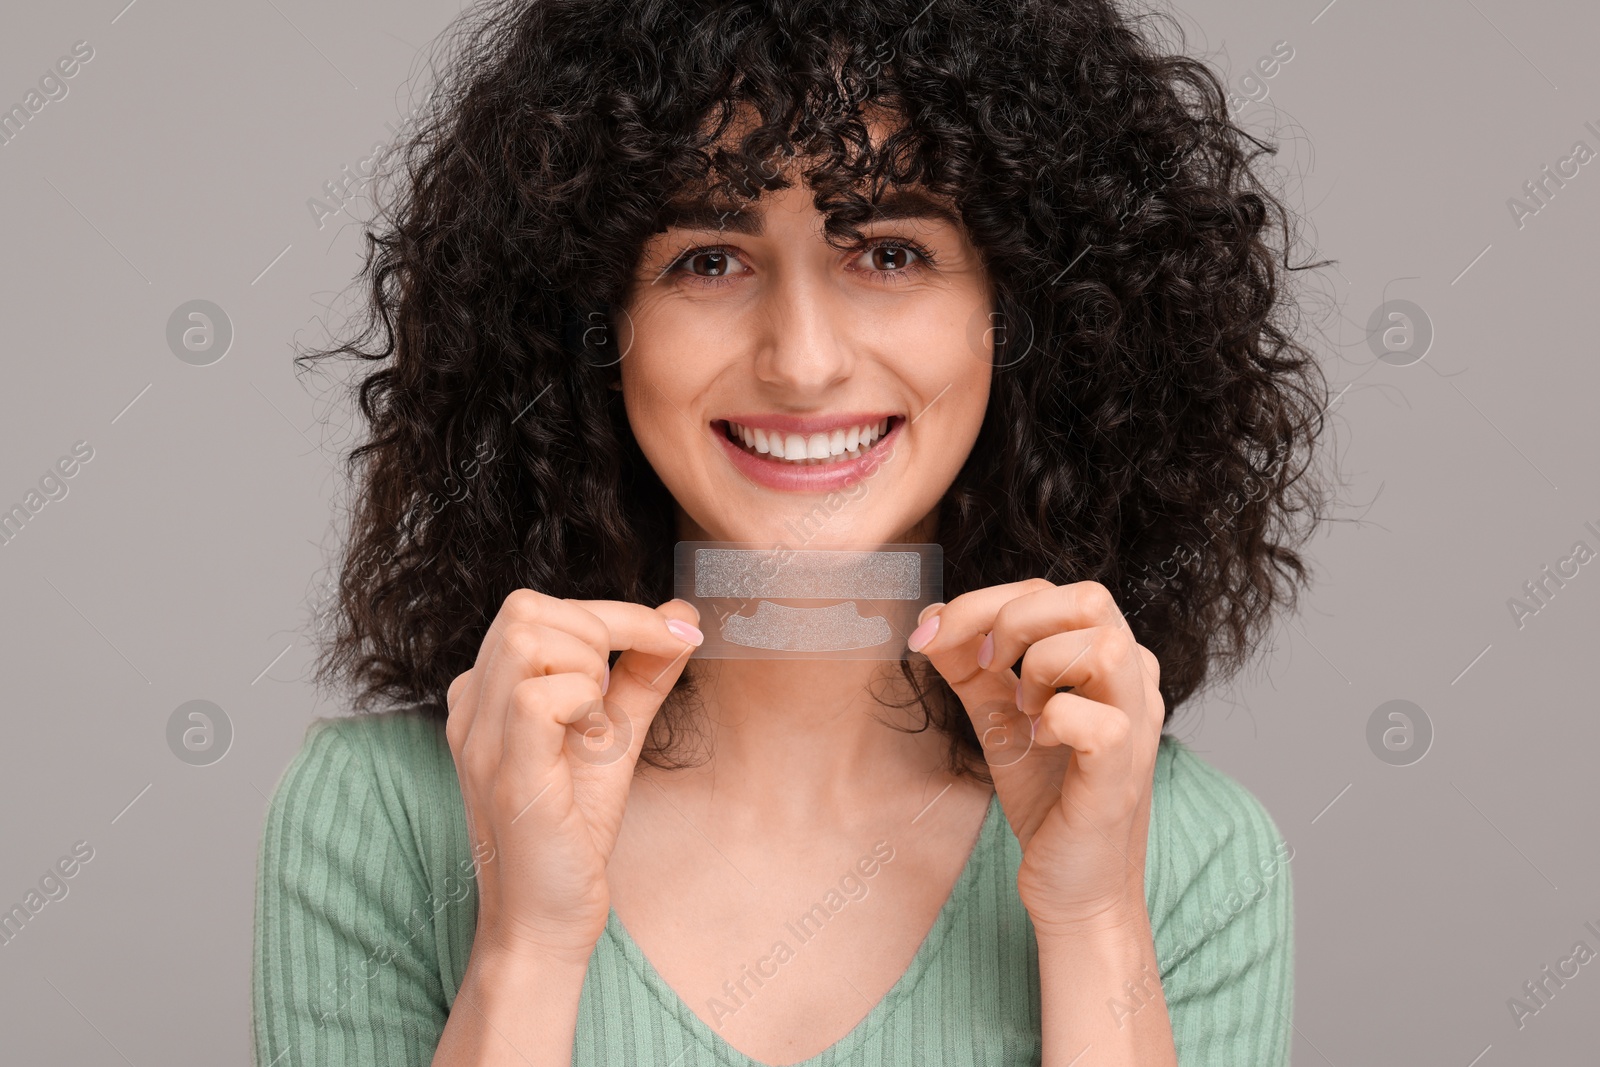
top-left (977, 633), bottom-right (994, 669)
top-left (907, 613), bottom-right (941, 653)
top-left (666, 618), bottom-right (704, 646)
top-left (1015, 678), bottom-right (1023, 710)
top-left (602, 663), bottom-right (610, 695)
top-left (917, 601), bottom-right (946, 627)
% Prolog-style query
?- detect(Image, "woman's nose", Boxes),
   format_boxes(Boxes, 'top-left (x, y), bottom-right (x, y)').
top-left (749, 277), bottom-right (859, 396)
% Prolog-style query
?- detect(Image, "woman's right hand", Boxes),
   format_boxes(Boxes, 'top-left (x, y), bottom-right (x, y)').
top-left (444, 590), bottom-right (704, 967)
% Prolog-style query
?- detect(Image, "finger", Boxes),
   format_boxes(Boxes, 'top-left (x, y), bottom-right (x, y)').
top-left (1014, 625), bottom-right (1146, 724)
top-left (496, 672), bottom-right (608, 800)
top-left (581, 599), bottom-right (703, 745)
top-left (450, 589), bottom-right (589, 766)
top-left (1031, 691), bottom-right (1136, 796)
top-left (463, 622), bottom-right (612, 786)
top-left (912, 620), bottom-right (1017, 735)
top-left (977, 581), bottom-right (1129, 678)
top-left (444, 671), bottom-right (499, 863)
top-left (910, 578), bottom-right (1055, 665)
top-left (445, 667), bottom-right (489, 855)
top-left (557, 597), bottom-right (701, 663)
top-left (1136, 645), bottom-right (1166, 735)
top-left (445, 666), bottom-right (480, 758)
top-left (908, 581), bottom-right (1050, 733)
top-left (972, 691), bottom-right (1036, 770)
top-left (462, 592), bottom-right (687, 784)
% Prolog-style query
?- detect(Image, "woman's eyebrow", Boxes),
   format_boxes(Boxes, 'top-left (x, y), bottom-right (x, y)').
top-left (657, 189), bottom-right (961, 237)
top-left (658, 199), bottom-right (759, 235)
top-left (864, 190), bottom-right (962, 229)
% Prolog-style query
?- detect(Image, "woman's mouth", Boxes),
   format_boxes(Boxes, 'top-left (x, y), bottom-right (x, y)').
top-left (719, 418), bottom-right (894, 465)
top-left (711, 415), bottom-right (904, 491)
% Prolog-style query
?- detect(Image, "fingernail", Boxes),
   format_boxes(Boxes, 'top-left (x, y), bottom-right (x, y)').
top-left (666, 618), bottom-right (704, 646)
top-left (602, 663), bottom-right (611, 695)
top-left (977, 633), bottom-right (994, 669)
top-left (907, 613), bottom-right (940, 653)
top-left (917, 602), bottom-right (946, 627)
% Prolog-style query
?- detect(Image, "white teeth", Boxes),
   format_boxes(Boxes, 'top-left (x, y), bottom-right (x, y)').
top-left (725, 419), bottom-right (893, 464)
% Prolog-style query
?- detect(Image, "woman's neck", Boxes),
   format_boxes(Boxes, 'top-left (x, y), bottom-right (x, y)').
top-left (645, 655), bottom-right (961, 831)
top-left (654, 511), bottom-right (957, 827)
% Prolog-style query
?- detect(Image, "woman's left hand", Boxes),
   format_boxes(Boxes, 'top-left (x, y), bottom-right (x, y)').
top-left (907, 578), bottom-right (1165, 937)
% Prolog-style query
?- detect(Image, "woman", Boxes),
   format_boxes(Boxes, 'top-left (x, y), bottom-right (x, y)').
top-left (254, 0), bottom-right (1329, 1064)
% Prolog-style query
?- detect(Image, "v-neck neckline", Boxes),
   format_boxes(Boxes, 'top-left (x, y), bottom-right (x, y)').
top-left (602, 790), bottom-right (1003, 1067)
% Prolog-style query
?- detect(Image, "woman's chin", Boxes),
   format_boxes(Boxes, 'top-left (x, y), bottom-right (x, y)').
top-left (689, 511), bottom-right (919, 550)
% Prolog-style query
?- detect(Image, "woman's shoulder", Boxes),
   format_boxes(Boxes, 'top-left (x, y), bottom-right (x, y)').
top-left (290, 702), bottom-right (454, 773)
top-left (270, 703), bottom-right (468, 860)
top-left (1145, 732), bottom-right (1294, 963)
top-left (258, 704), bottom-right (479, 1007)
top-left (1152, 731), bottom-right (1284, 824)
top-left (1148, 732), bottom-right (1292, 878)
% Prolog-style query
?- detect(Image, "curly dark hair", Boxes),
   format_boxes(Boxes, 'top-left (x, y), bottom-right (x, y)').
top-left (297, 0), bottom-right (1335, 785)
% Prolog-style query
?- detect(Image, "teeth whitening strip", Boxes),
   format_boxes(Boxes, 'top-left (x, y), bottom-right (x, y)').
top-left (673, 541), bottom-right (943, 659)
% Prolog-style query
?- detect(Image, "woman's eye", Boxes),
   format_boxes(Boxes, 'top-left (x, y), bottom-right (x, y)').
top-left (858, 241), bottom-right (938, 280)
top-left (681, 249), bottom-right (742, 278)
top-left (667, 240), bottom-right (933, 286)
top-left (863, 243), bottom-right (920, 272)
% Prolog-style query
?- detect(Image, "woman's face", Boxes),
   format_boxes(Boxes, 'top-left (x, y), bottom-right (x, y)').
top-left (615, 155), bottom-right (993, 549)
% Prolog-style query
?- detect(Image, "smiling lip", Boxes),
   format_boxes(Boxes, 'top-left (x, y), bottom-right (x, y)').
top-left (714, 415), bottom-right (903, 492)
top-left (715, 412), bottom-right (901, 435)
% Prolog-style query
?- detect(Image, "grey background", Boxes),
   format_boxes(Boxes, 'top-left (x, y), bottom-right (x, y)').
top-left (0, 0), bottom-right (1594, 1063)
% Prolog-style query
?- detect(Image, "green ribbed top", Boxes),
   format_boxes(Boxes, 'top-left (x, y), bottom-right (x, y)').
top-left (252, 707), bottom-right (1293, 1066)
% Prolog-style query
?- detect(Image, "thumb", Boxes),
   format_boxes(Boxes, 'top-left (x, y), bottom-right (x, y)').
top-left (595, 598), bottom-right (702, 760)
top-left (911, 607), bottom-right (1029, 765)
